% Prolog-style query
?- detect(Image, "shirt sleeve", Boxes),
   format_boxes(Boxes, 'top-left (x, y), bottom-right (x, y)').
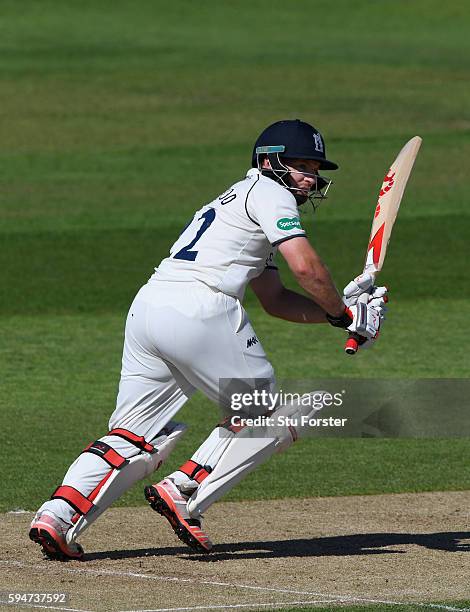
top-left (246, 178), bottom-right (307, 246)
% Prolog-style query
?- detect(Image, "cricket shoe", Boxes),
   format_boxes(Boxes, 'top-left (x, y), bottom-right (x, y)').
top-left (144, 479), bottom-right (212, 553)
top-left (29, 512), bottom-right (84, 561)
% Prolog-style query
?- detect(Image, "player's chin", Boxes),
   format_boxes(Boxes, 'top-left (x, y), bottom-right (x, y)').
top-left (294, 193), bottom-right (309, 206)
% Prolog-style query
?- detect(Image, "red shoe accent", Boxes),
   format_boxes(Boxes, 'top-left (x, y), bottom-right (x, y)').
top-left (144, 480), bottom-right (212, 553)
top-left (29, 514), bottom-right (84, 561)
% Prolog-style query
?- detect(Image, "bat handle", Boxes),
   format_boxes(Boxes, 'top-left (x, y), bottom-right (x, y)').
top-left (345, 333), bottom-right (361, 355)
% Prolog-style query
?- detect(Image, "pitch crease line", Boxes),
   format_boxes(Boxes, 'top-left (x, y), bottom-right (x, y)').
top-left (0, 602), bottom-right (94, 612)
top-left (1, 560), bottom-right (468, 612)
top-left (118, 600), bottom-right (334, 612)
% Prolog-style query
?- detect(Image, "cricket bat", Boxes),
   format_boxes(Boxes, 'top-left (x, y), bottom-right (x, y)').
top-left (345, 136), bottom-right (422, 355)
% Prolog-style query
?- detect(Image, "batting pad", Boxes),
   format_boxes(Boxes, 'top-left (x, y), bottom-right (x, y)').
top-left (66, 422), bottom-right (186, 543)
top-left (187, 392), bottom-right (326, 516)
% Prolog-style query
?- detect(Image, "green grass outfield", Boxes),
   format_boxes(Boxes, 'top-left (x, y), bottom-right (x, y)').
top-left (1, 0), bottom-right (469, 523)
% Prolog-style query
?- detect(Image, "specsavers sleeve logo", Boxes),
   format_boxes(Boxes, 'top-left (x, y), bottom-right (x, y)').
top-left (276, 217), bottom-right (302, 231)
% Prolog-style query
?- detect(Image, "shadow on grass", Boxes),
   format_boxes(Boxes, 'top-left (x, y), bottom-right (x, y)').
top-left (84, 531), bottom-right (470, 562)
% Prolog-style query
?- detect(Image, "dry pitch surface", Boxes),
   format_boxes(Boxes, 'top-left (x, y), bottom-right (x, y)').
top-left (1, 491), bottom-right (469, 612)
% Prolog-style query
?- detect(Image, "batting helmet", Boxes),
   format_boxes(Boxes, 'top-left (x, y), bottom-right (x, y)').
top-left (251, 119), bottom-right (338, 170)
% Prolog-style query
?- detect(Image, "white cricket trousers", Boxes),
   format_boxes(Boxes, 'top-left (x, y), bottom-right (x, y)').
top-left (111, 279), bottom-right (275, 437)
top-left (38, 280), bottom-right (274, 523)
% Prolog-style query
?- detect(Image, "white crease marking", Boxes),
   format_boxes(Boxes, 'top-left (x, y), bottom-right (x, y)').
top-left (0, 560), bottom-right (468, 612)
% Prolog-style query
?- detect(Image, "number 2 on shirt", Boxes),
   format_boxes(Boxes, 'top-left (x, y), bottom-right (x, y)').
top-left (173, 208), bottom-right (216, 261)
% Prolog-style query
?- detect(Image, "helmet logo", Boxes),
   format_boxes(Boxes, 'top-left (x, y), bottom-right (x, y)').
top-left (313, 133), bottom-right (324, 153)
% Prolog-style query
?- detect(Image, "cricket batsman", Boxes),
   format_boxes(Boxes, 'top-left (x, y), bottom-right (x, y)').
top-left (29, 119), bottom-right (387, 559)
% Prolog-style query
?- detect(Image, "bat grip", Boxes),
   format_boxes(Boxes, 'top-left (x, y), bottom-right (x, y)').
top-left (344, 284), bottom-right (375, 355)
top-left (345, 332), bottom-right (361, 355)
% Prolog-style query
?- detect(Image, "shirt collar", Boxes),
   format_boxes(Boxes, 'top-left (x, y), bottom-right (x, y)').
top-left (246, 168), bottom-right (261, 179)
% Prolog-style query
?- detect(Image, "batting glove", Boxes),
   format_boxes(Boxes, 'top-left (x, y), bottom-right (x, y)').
top-left (343, 272), bottom-right (388, 312)
top-left (327, 298), bottom-right (382, 340)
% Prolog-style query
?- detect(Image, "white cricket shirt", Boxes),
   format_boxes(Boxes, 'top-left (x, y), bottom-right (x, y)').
top-left (151, 169), bottom-right (306, 299)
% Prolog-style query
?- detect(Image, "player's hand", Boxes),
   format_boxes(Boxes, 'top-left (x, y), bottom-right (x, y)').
top-left (345, 297), bottom-right (382, 341)
top-left (343, 273), bottom-right (388, 310)
top-left (345, 293), bottom-right (388, 352)
top-left (326, 295), bottom-right (384, 339)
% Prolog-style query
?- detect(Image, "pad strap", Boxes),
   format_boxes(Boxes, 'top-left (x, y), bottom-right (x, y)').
top-left (51, 485), bottom-right (94, 515)
top-left (69, 471), bottom-right (114, 524)
top-left (83, 440), bottom-right (128, 469)
top-left (219, 415), bottom-right (246, 434)
top-left (107, 428), bottom-right (155, 453)
top-left (179, 460), bottom-right (212, 484)
top-left (54, 441), bottom-right (128, 516)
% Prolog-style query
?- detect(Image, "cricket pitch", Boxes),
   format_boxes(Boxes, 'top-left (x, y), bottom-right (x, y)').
top-left (1, 491), bottom-right (469, 611)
